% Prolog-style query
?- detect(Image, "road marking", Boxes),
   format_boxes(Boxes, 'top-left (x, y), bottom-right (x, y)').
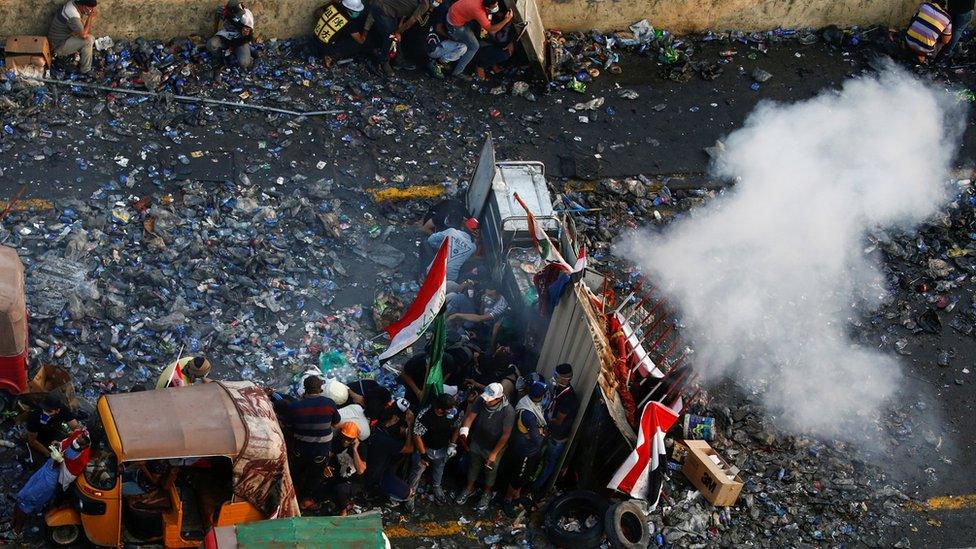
top-left (0, 198), bottom-right (53, 212)
top-left (368, 185), bottom-right (444, 202)
top-left (385, 519), bottom-right (492, 539)
top-left (923, 494), bottom-right (976, 511)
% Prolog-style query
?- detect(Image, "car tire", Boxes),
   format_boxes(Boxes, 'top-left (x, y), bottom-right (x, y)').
top-left (541, 490), bottom-right (609, 548)
top-left (605, 501), bottom-right (651, 549)
top-left (47, 524), bottom-right (81, 546)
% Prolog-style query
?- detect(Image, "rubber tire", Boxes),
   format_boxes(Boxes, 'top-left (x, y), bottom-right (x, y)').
top-left (541, 490), bottom-right (609, 548)
top-left (605, 501), bottom-right (652, 549)
top-left (47, 524), bottom-right (81, 547)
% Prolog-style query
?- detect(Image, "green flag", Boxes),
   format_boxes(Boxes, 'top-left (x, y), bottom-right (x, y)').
top-left (420, 311), bottom-right (446, 407)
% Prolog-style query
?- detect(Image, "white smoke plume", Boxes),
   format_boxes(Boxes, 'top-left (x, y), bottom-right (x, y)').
top-left (619, 65), bottom-right (964, 438)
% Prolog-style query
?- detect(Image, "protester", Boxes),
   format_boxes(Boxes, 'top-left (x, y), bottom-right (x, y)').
top-left (425, 218), bottom-right (479, 283)
top-left (456, 382), bottom-right (514, 510)
top-left (447, 284), bottom-right (508, 339)
top-left (48, 0), bottom-right (98, 76)
top-left (405, 393), bottom-right (459, 509)
top-left (156, 356), bottom-right (213, 388)
top-left (208, 0), bottom-right (255, 70)
top-left (421, 199), bottom-right (469, 235)
top-left (942, 0), bottom-right (974, 58)
top-left (12, 430), bottom-right (90, 535)
top-left (311, 0), bottom-right (368, 67)
top-left (531, 363), bottom-right (579, 492)
top-left (305, 421), bottom-right (367, 516)
top-left (904, 0), bottom-right (953, 63)
top-left (446, 0), bottom-right (513, 79)
top-left (500, 381), bottom-right (546, 516)
top-left (363, 408), bottom-right (414, 503)
top-left (284, 376), bottom-right (343, 496)
top-left (399, 350), bottom-right (464, 409)
top-left (362, 0), bottom-right (432, 76)
top-left (421, 0), bottom-right (468, 78)
top-left (347, 378), bottom-right (394, 421)
top-left (472, 5), bottom-right (516, 79)
top-left (25, 395), bottom-right (80, 466)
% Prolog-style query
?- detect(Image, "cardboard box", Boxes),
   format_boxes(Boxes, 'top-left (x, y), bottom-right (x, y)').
top-left (4, 36), bottom-right (51, 69)
top-left (681, 440), bottom-right (744, 507)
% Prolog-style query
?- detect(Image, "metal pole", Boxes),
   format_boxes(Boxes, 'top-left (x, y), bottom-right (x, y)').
top-left (39, 78), bottom-right (345, 117)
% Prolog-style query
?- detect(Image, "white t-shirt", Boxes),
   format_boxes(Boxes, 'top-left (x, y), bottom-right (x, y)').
top-left (427, 228), bottom-right (476, 282)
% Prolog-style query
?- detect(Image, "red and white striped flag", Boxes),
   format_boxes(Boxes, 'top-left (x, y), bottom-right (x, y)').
top-left (607, 400), bottom-right (679, 506)
top-left (377, 237), bottom-right (450, 361)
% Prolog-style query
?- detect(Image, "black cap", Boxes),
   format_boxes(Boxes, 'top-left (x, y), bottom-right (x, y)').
top-left (77, 0), bottom-right (98, 6)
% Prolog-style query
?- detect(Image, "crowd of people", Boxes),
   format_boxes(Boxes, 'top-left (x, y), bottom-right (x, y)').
top-left (8, 199), bottom-right (581, 534)
top-left (46, 0), bottom-right (521, 80)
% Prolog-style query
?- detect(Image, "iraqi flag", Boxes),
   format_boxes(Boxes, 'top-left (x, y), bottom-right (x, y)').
top-left (607, 400), bottom-right (680, 508)
top-left (377, 236), bottom-right (450, 361)
top-left (513, 192), bottom-right (571, 269)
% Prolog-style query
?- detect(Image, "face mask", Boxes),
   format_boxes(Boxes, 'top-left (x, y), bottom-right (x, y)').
top-left (488, 4), bottom-right (499, 13)
top-left (349, 9), bottom-right (362, 18)
top-left (39, 412), bottom-right (52, 425)
top-left (485, 399), bottom-right (504, 412)
top-left (432, 0), bottom-right (441, 6)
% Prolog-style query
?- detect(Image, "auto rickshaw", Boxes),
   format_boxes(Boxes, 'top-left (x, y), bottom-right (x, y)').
top-left (0, 245), bottom-right (28, 412)
top-left (44, 381), bottom-right (300, 547)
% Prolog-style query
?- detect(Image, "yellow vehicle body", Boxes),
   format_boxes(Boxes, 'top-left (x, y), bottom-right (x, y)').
top-left (44, 382), bottom-right (282, 547)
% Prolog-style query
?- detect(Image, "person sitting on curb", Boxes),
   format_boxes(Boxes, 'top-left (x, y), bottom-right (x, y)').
top-left (445, 0), bottom-right (513, 80)
top-left (312, 0), bottom-right (368, 67)
top-left (48, 0), bottom-right (97, 76)
top-left (208, 0), bottom-right (255, 71)
top-left (362, 0), bottom-right (432, 77)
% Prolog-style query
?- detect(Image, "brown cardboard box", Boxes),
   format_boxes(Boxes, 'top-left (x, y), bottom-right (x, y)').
top-left (681, 440), bottom-right (744, 507)
top-left (4, 36), bottom-right (52, 69)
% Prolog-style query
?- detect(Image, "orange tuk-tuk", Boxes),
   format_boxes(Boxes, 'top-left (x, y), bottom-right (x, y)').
top-left (44, 381), bottom-right (300, 547)
top-left (0, 245), bottom-right (28, 412)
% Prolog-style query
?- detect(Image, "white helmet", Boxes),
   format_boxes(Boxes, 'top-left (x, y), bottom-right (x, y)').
top-left (323, 378), bottom-right (350, 406)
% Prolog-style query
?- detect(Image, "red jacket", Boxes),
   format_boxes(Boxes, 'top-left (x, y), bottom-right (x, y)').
top-left (59, 430), bottom-right (90, 477)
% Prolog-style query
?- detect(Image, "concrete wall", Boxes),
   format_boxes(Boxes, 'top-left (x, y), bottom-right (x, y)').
top-left (0, 0), bottom-right (917, 41)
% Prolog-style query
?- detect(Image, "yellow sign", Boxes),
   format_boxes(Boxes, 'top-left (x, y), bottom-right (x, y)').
top-left (314, 5), bottom-right (349, 44)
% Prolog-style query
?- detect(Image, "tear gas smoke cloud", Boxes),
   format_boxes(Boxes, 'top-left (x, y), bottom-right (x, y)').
top-left (619, 65), bottom-right (964, 438)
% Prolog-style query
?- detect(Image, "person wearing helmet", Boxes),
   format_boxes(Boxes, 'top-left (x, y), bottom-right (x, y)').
top-left (311, 0), bottom-right (368, 67)
top-left (445, 0), bottom-right (513, 79)
top-left (156, 356), bottom-right (213, 389)
top-left (48, 0), bottom-right (98, 75)
top-left (303, 421), bottom-right (367, 515)
top-left (207, 0), bottom-right (255, 71)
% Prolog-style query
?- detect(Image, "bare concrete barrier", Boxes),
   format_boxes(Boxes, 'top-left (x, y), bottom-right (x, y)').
top-left (0, 0), bottom-right (917, 41)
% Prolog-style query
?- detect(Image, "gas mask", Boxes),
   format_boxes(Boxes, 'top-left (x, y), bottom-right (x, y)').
top-left (349, 9), bottom-right (362, 18)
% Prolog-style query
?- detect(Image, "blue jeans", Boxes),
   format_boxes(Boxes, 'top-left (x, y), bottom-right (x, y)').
top-left (448, 23), bottom-right (480, 76)
top-left (946, 10), bottom-right (974, 56)
top-left (530, 438), bottom-right (567, 491)
top-left (430, 40), bottom-right (467, 63)
top-left (407, 447), bottom-right (449, 493)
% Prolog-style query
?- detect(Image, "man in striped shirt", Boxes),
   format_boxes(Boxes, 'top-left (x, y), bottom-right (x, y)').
top-left (285, 376), bottom-right (342, 496)
top-left (904, 0), bottom-right (953, 62)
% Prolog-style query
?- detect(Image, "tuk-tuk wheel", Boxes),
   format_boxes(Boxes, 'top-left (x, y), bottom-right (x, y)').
top-left (47, 524), bottom-right (81, 546)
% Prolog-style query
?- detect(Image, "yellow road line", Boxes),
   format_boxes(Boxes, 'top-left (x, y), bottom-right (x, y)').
top-left (385, 519), bottom-right (491, 539)
top-left (0, 198), bottom-right (54, 212)
top-left (923, 494), bottom-right (976, 511)
top-left (368, 185), bottom-right (444, 202)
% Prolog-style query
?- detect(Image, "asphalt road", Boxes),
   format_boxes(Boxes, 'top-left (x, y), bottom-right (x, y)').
top-left (1, 34), bottom-right (974, 546)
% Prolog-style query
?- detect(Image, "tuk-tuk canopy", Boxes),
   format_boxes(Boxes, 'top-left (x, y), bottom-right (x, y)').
top-left (100, 381), bottom-right (300, 518)
top-left (0, 245), bottom-right (26, 356)
top-left (101, 382), bottom-right (247, 462)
